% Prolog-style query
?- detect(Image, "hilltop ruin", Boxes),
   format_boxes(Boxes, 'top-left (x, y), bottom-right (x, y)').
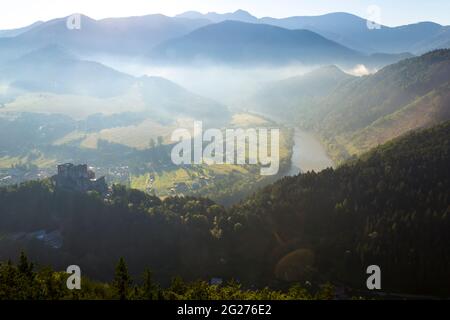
top-left (53, 163), bottom-right (107, 194)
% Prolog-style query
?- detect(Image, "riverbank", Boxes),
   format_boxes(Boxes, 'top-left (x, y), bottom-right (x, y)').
top-left (242, 111), bottom-right (334, 175)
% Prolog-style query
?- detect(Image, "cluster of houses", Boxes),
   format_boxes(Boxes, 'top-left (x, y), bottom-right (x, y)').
top-left (0, 166), bottom-right (52, 186)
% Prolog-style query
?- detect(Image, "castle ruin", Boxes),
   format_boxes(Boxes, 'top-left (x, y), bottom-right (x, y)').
top-left (53, 163), bottom-right (107, 194)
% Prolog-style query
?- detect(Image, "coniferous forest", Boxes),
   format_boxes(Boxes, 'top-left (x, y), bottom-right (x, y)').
top-left (1, 121), bottom-right (449, 299)
top-left (0, 253), bottom-right (335, 300)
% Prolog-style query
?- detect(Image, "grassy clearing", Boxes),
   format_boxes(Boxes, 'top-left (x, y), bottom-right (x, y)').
top-left (231, 113), bottom-right (269, 127)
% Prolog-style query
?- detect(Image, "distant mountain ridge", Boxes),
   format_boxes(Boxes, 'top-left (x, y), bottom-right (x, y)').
top-left (0, 14), bottom-right (211, 62)
top-left (21, 14), bottom-right (211, 53)
top-left (148, 20), bottom-right (403, 67)
top-left (0, 45), bottom-right (135, 98)
top-left (1, 10), bottom-right (449, 63)
top-left (177, 9), bottom-right (258, 23)
top-left (0, 21), bottom-right (44, 38)
top-left (177, 10), bottom-right (450, 54)
top-left (0, 45), bottom-right (230, 124)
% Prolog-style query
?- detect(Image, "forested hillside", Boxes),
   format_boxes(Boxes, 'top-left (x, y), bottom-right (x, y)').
top-left (313, 49), bottom-right (450, 161)
top-left (0, 121), bottom-right (449, 296)
top-left (0, 182), bottom-right (229, 283)
top-left (249, 49), bottom-right (450, 163)
top-left (246, 65), bottom-right (355, 119)
top-left (231, 121), bottom-right (450, 295)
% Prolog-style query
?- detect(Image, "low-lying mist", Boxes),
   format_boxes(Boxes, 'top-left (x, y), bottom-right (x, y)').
top-left (89, 55), bottom-right (374, 109)
top-left (89, 56), bottom-right (313, 106)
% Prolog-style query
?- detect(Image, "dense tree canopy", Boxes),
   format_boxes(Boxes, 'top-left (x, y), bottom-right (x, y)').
top-left (231, 121), bottom-right (450, 295)
top-left (0, 254), bottom-right (327, 300)
top-left (0, 121), bottom-right (449, 297)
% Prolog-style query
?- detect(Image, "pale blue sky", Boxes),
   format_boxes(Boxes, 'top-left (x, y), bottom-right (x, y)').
top-left (1, 0), bottom-right (450, 29)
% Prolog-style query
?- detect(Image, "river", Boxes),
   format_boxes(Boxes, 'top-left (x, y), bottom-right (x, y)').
top-left (286, 127), bottom-right (334, 176)
top-left (245, 111), bottom-right (334, 176)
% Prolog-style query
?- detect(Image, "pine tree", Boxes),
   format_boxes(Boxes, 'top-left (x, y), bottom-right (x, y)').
top-left (142, 269), bottom-right (156, 300)
top-left (18, 251), bottom-right (34, 280)
top-left (113, 257), bottom-right (132, 300)
top-left (170, 276), bottom-right (186, 296)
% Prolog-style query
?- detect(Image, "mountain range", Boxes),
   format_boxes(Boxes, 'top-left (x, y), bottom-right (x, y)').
top-left (0, 21), bottom-right (44, 38)
top-left (0, 14), bottom-right (210, 63)
top-left (147, 20), bottom-right (416, 67)
top-left (177, 10), bottom-right (450, 54)
top-left (148, 20), bottom-right (363, 66)
top-left (1, 10), bottom-right (449, 66)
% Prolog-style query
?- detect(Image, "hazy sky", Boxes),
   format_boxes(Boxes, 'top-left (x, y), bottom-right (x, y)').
top-left (1, 0), bottom-right (450, 29)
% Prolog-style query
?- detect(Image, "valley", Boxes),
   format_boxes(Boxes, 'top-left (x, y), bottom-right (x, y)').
top-left (0, 110), bottom-right (295, 206)
top-left (0, 5), bottom-right (449, 300)
top-left (247, 50), bottom-right (450, 163)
